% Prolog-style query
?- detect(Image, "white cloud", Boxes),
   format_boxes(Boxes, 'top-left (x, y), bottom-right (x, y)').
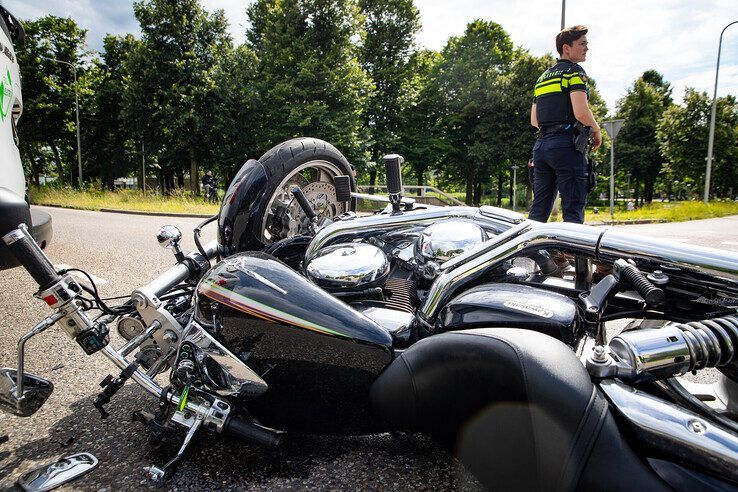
top-left (4, 0), bottom-right (736, 113)
top-left (415, 0), bottom-right (738, 113)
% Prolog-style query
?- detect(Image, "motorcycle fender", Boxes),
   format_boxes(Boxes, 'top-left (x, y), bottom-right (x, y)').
top-left (217, 159), bottom-right (269, 257)
top-left (436, 283), bottom-right (581, 346)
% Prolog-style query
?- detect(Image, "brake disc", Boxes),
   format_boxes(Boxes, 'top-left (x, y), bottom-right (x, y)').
top-left (284, 181), bottom-right (344, 237)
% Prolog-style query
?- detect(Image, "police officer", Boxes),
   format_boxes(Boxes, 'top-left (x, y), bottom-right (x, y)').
top-left (529, 25), bottom-right (602, 223)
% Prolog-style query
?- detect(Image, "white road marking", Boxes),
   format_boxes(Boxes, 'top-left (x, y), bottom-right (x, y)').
top-left (55, 264), bottom-right (109, 286)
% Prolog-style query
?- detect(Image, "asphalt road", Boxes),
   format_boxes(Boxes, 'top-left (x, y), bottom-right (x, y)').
top-left (0, 207), bottom-right (736, 491)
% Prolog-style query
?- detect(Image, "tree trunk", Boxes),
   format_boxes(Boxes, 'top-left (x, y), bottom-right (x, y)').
top-left (189, 147), bottom-right (199, 194)
top-left (368, 169), bottom-right (377, 195)
top-left (105, 165), bottom-right (115, 190)
top-left (473, 178), bottom-right (482, 206)
top-left (49, 142), bottom-right (65, 185)
top-left (508, 173), bottom-right (514, 207)
top-left (634, 178), bottom-right (641, 206)
top-left (177, 169), bottom-right (185, 189)
top-left (157, 171), bottom-right (165, 193)
top-left (496, 173), bottom-right (503, 207)
top-left (416, 167), bottom-right (424, 194)
top-left (465, 172), bottom-right (474, 205)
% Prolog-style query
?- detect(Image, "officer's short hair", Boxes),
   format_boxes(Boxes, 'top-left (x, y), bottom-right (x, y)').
top-left (556, 25), bottom-right (588, 55)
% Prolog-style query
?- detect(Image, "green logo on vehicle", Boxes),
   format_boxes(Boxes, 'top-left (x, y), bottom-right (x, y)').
top-left (0, 68), bottom-right (13, 122)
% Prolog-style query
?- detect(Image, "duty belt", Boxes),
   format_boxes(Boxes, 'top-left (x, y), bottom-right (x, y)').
top-left (538, 124), bottom-right (574, 137)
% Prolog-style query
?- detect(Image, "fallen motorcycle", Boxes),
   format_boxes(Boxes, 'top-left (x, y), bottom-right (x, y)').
top-left (1, 137), bottom-right (737, 490)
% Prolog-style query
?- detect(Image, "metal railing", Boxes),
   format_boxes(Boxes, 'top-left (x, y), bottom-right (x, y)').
top-left (356, 185), bottom-right (465, 206)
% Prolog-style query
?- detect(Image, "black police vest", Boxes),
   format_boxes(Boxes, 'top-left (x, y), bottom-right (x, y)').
top-left (534, 60), bottom-right (589, 127)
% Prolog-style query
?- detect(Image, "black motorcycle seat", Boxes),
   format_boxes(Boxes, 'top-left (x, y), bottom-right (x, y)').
top-left (371, 328), bottom-right (668, 491)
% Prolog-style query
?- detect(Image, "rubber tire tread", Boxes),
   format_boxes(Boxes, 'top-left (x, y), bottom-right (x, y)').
top-left (258, 137), bottom-right (355, 190)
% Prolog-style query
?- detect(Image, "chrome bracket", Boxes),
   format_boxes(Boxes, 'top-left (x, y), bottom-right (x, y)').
top-left (144, 411), bottom-right (204, 484)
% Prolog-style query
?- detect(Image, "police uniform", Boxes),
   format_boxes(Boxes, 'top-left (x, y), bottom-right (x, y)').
top-left (529, 59), bottom-right (590, 224)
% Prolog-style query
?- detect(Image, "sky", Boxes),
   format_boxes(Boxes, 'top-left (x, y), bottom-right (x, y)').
top-left (3, 0), bottom-right (737, 114)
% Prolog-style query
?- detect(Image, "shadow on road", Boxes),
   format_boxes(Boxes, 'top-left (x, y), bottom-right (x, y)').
top-left (1, 385), bottom-right (480, 491)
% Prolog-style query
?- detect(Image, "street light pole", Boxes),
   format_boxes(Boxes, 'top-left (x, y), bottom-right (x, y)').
top-left (41, 56), bottom-right (82, 187)
top-left (561, 0), bottom-right (566, 30)
top-left (704, 20), bottom-right (737, 204)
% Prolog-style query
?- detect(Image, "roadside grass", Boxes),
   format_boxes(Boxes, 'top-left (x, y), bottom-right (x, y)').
top-left (30, 186), bottom-right (738, 223)
top-left (30, 186), bottom-right (220, 215)
top-left (581, 200), bottom-right (738, 223)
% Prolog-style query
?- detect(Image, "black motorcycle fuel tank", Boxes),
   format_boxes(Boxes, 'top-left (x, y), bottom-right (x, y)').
top-left (436, 283), bottom-right (581, 346)
top-left (195, 252), bottom-right (394, 433)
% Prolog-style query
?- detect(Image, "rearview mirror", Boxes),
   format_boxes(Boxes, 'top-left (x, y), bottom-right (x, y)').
top-left (0, 368), bottom-right (53, 417)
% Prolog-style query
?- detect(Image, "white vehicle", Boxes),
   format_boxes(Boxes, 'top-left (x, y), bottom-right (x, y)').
top-left (0, 5), bottom-right (52, 269)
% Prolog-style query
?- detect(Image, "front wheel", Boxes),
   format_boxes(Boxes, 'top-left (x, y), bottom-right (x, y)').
top-left (218, 138), bottom-right (356, 256)
top-left (258, 138), bottom-right (356, 245)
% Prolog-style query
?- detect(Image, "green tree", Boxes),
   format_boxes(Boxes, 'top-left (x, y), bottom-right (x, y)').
top-left (246, 0), bottom-right (372, 168)
top-left (124, 0), bottom-right (231, 193)
top-left (615, 72), bottom-right (670, 203)
top-left (496, 51), bottom-right (553, 206)
top-left (206, 43), bottom-right (261, 180)
top-left (658, 89), bottom-right (738, 199)
top-left (84, 34), bottom-right (140, 189)
top-left (396, 49), bottom-right (450, 188)
top-left (15, 16), bottom-right (89, 186)
top-left (358, 0), bottom-right (420, 186)
top-left (434, 20), bottom-right (514, 205)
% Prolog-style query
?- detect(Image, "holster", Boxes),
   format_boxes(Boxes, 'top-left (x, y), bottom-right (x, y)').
top-left (574, 125), bottom-right (593, 154)
top-left (587, 156), bottom-right (597, 193)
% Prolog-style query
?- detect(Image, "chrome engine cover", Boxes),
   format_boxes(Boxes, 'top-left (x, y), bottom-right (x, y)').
top-left (415, 219), bottom-right (487, 264)
top-left (305, 242), bottom-right (390, 291)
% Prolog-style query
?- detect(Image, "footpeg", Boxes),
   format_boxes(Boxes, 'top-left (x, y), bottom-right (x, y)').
top-left (17, 452), bottom-right (98, 491)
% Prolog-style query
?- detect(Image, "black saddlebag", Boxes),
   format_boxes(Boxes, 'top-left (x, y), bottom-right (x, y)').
top-left (371, 329), bottom-right (669, 491)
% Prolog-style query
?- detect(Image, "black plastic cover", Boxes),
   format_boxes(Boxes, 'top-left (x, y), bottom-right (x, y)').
top-left (0, 186), bottom-right (31, 270)
top-left (217, 159), bottom-right (269, 257)
top-left (437, 283), bottom-right (581, 345)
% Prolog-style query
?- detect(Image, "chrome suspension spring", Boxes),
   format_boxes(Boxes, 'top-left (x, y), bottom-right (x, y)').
top-left (671, 315), bottom-right (738, 371)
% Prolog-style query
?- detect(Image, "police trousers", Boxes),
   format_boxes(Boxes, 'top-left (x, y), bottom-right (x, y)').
top-left (528, 134), bottom-right (589, 224)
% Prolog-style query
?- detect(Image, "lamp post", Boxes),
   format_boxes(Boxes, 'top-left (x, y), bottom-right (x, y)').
top-left (561, 0), bottom-right (566, 30)
top-left (704, 21), bottom-right (737, 204)
top-left (41, 56), bottom-right (82, 187)
top-left (602, 119), bottom-right (625, 220)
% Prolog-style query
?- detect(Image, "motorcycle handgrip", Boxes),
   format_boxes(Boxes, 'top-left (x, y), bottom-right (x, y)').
top-left (139, 240), bottom-right (218, 299)
top-left (616, 259), bottom-right (664, 306)
top-left (2, 224), bottom-right (61, 290)
top-left (224, 416), bottom-right (285, 448)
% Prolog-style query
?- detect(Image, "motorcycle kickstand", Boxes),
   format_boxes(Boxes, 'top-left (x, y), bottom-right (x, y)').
top-left (143, 413), bottom-right (203, 485)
